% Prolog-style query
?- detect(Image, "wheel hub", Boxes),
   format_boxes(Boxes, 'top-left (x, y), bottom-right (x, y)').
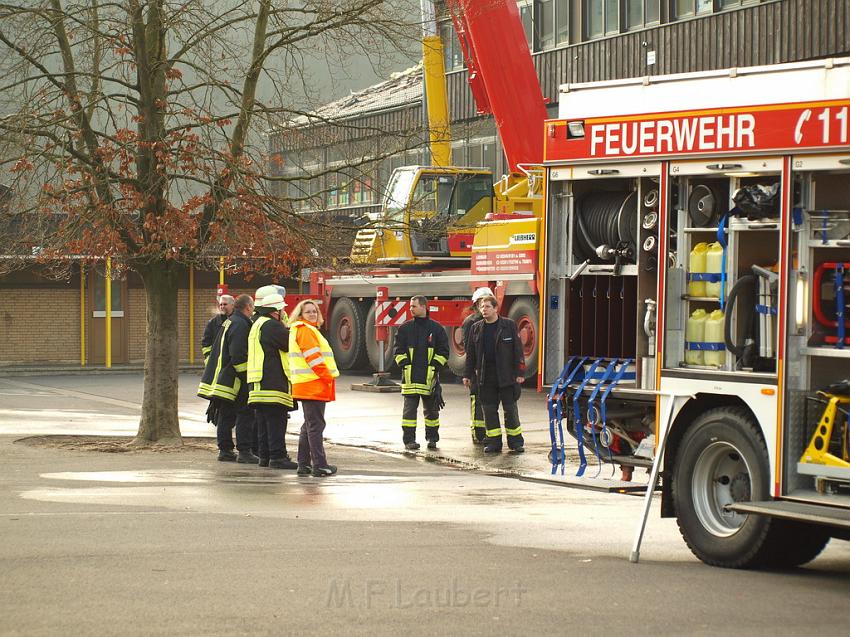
top-left (691, 441), bottom-right (752, 537)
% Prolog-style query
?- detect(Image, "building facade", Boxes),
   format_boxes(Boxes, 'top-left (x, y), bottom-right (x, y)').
top-left (274, 0), bottom-right (849, 219)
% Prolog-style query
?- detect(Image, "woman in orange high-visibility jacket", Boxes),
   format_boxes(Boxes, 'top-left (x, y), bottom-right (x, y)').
top-left (288, 299), bottom-right (340, 477)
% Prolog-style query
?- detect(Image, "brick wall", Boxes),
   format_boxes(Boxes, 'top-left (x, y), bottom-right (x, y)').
top-left (127, 285), bottom-right (256, 364)
top-left (0, 288), bottom-right (81, 363)
top-left (0, 265), bottom-right (290, 365)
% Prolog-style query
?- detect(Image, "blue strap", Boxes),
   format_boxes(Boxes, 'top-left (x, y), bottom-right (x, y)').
top-left (548, 357), bottom-right (576, 474)
top-left (574, 358), bottom-right (604, 477)
top-left (685, 341), bottom-right (726, 351)
top-left (548, 357), bottom-right (587, 475)
top-left (836, 264), bottom-right (845, 349)
top-left (755, 304), bottom-right (778, 316)
top-left (792, 206), bottom-right (803, 229)
top-left (585, 359), bottom-right (619, 474)
top-left (597, 359), bottom-right (634, 477)
top-left (688, 273), bottom-right (723, 282)
top-left (717, 212), bottom-right (730, 309)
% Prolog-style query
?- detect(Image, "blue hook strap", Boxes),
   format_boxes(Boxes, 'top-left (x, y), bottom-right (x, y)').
top-left (574, 358), bottom-right (605, 477)
top-left (549, 357), bottom-right (588, 474)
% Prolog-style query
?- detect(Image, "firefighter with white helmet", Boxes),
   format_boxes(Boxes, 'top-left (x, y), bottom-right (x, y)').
top-left (463, 288), bottom-right (495, 443)
top-left (247, 291), bottom-right (297, 469)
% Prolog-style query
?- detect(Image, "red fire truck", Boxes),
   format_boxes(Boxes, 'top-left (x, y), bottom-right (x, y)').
top-left (542, 58), bottom-right (850, 568)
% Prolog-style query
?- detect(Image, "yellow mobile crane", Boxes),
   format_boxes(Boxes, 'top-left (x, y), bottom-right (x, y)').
top-left (350, 0), bottom-right (548, 267)
top-left (318, 0), bottom-right (548, 380)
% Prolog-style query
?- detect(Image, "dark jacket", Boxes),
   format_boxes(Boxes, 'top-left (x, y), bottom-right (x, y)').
top-left (464, 316), bottom-right (525, 393)
top-left (393, 316), bottom-right (449, 396)
top-left (198, 311), bottom-right (251, 402)
top-left (201, 314), bottom-right (227, 364)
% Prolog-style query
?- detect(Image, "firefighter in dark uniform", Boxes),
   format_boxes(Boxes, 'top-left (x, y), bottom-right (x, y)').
top-left (246, 292), bottom-right (298, 469)
top-left (198, 293), bottom-right (257, 463)
top-left (201, 294), bottom-right (234, 365)
top-left (393, 295), bottom-right (449, 450)
top-left (463, 295), bottom-right (526, 454)
top-left (463, 287), bottom-right (494, 444)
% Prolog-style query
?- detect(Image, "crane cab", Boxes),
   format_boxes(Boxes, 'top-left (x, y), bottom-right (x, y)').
top-left (350, 166), bottom-right (494, 265)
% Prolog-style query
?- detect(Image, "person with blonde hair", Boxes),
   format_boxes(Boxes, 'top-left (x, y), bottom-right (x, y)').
top-left (288, 299), bottom-right (339, 477)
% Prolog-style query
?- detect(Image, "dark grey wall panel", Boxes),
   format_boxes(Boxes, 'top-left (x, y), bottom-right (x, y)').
top-left (446, 0), bottom-right (850, 122)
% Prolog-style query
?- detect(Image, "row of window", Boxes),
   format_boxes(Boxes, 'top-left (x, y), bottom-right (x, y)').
top-left (441, 0), bottom-right (762, 69)
top-left (279, 137), bottom-right (502, 213)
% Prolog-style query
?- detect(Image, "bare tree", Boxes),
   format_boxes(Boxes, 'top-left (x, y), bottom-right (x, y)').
top-left (0, 0), bottom-right (418, 444)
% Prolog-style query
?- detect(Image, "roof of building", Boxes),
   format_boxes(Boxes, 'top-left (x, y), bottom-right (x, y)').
top-left (289, 64), bottom-right (422, 127)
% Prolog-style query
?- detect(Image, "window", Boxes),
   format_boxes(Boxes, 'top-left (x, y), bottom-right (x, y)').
top-left (719, 0), bottom-right (758, 8)
top-left (555, 0), bottom-right (569, 45)
top-left (412, 174), bottom-right (454, 213)
top-left (327, 173), bottom-right (338, 208)
top-left (338, 176), bottom-right (350, 206)
top-left (625, 0), bottom-right (660, 30)
top-left (675, 0), bottom-right (714, 18)
top-left (536, 0), bottom-right (555, 49)
top-left (93, 274), bottom-right (123, 316)
top-left (587, 0), bottom-right (620, 39)
top-left (519, 1), bottom-right (533, 47)
top-left (439, 20), bottom-right (464, 71)
top-left (353, 177), bottom-right (373, 204)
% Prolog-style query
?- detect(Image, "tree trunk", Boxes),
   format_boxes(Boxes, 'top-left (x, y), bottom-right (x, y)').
top-left (134, 260), bottom-right (182, 445)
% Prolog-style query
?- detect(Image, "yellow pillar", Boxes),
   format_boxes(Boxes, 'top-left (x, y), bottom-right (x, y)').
top-left (80, 263), bottom-right (86, 366)
top-left (189, 265), bottom-right (195, 363)
top-left (219, 256), bottom-right (225, 285)
top-left (105, 256), bottom-right (112, 369)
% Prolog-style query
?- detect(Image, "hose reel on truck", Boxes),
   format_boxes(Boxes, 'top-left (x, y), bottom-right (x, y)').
top-left (575, 190), bottom-right (638, 269)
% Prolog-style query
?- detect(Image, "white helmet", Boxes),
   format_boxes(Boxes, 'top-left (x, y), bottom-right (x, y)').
top-left (255, 284), bottom-right (286, 303)
top-left (256, 293), bottom-right (286, 311)
top-left (471, 287), bottom-right (494, 303)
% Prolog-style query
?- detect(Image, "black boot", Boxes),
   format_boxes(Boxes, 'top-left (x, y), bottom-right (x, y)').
top-left (237, 450), bottom-right (260, 464)
top-left (258, 457), bottom-right (270, 467)
top-left (218, 450), bottom-right (237, 462)
top-left (269, 457), bottom-right (298, 470)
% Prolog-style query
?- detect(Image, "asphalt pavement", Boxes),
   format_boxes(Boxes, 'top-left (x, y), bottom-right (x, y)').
top-left (1, 372), bottom-right (849, 636)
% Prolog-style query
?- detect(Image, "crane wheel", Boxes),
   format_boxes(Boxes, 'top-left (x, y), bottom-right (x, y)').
top-left (365, 304), bottom-right (396, 373)
top-left (328, 298), bottom-right (368, 370)
top-left (507, 297), bottom-right (539, 381)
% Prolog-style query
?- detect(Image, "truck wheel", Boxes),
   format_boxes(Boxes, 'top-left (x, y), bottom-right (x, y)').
top-left (762, 521), bottom-right (831, 568)
top-left (365, 304), bottom-right (396, 373)
top-left (445, 298), bottom-right (473, 377)
top-left (672, 406), bottom-right (779, 568)
top-left (328, 298), bottom-right (368, 370)
top-left (507, 297), bottom-right (539, 380)
top-left (445, 324), bottom-right (467, 377)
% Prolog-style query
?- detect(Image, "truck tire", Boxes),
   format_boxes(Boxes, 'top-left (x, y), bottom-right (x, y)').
top-left (445, 298), bottom-right (473, 378)
top-left (328, 297), bottom-right (368, 370)
top-left (762, 521), bottom-right (831, 569)
top-left (365, 303), bottom-right (396, 373)
top-left (507, 297), bottom-right (539, 380)
top-left (671, 406), bottom-right (780, 568)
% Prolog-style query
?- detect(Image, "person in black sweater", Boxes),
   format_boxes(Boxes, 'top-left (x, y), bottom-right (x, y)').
top-left (463, 296), bottom-right (525, 454)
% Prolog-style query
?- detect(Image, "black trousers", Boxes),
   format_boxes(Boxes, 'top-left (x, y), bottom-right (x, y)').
top-left (469, 394), bottom-right (485, 442)
top-left (216, 386), bottom-right (253, 452)
top-left (401, 393), bottom-right (440, 444)
top-left (254, 403), bottom-right (288, 460)
top-left (479, 380), bottom-right (524, 450)
top-left (297, 400), bottom-right (328, 469)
